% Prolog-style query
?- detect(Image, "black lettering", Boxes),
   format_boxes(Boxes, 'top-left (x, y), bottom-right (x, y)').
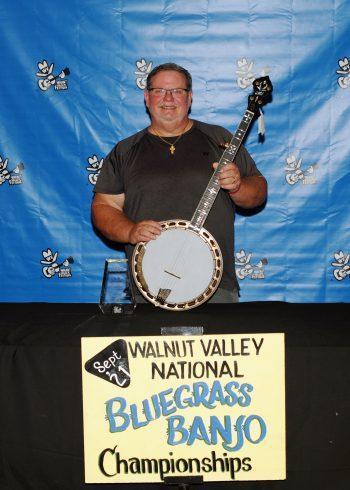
top-left (211, 450), bottom-right (225, 472)
top-left (151, 362), bottom-right (165, 379)
top-left (252, 337), bottom-right (264, 355)
top-left (188, 457), bottom-right (201, 473)
top-left (229, 457), bottom-right (242, 480)
top-left (201, 457), bottom-right (213, 473)
top-left (242, 457), bottom-right (253, 472)
top-left (127, 341), bottom-right (146, 358)
top-left (98, 446), bottom-right (117, 477)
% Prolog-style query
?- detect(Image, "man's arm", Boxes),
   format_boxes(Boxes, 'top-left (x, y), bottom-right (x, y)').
top-left (228, 174), bottom-right (267, 208)
top-left (213, 162), bottom-right (267, 208)
top-left (91, 193), bottom-right (161, 244)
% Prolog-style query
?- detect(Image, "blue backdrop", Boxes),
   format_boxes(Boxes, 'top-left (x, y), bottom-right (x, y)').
top-left (1, 0), bottom-right (349, 303)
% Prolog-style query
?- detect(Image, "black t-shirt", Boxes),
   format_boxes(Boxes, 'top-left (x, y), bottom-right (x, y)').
top-left (94, 120), bottom-right (262, 290)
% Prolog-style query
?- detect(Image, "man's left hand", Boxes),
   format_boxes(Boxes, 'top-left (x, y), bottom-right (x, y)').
top-left (213, 162), bottom-right (241, 194)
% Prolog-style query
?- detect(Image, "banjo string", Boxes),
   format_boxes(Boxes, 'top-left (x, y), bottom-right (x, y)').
top-left (159, 230), bottom-right (193, 294)
top-left (164, 233), bottom-right (189, 290)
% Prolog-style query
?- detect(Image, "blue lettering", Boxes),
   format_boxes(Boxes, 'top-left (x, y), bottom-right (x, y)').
top-left (222, 415), bottom-right (245, 451)
top-left (224, 381), bottom-right (239, 406)
top-left (208, 380), bottom-right (225, 406)
top-left (238, 383), bottom-right (253, 407)
top-left (209, 415), bottom-right (232, 445)
top-left (192, 382), bottom-right (211, 408)
top-left (167, 415), bottom-right (188, 445)
top-left (174, 384), bottom-right (194, 409)
top-left (159, 388), bottom-right (176, 416)
top-left (130, 403), bottom-right (148, 429)
top-left (187, 416), bottom-right (211, 445)
top-left (105, 397), bottom-right (130, 432)
top-left (244, 415), bottom-right (267, 443)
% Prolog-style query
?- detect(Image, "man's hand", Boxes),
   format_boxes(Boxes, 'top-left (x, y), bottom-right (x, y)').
top-left (212, 162), bottom-right (267, 208)
top-left (92, 193), bottom-right (163, 244)
top-left (213, 162), bottom-right (241, 193)
top-left (128, 220), bottom-right (162, 244)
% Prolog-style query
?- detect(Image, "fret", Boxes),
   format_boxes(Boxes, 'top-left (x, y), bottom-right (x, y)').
top-left (225, 144), bottom-right (237, 156)
top-left (220, 157), bottom-right (232, 166)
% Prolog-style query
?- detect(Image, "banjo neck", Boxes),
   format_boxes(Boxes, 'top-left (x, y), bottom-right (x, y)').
top-left (189, 108), bottom-right (255, 232)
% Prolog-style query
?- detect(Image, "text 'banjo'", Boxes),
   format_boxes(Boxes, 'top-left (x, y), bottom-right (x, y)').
top-left (132, 76), bottom-right (272, 310)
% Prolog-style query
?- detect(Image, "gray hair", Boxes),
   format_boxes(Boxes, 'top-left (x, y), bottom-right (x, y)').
top-left (146, 63), bottom-right (192, 91)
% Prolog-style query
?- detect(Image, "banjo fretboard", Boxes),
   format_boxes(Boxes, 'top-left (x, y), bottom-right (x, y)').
top-left (189, 109), bottom-right (255, 232)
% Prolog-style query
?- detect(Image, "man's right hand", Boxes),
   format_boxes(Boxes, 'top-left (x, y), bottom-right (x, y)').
top-left (128, 220), bottom-right (162, 244)
top-left (92, 193), bottom-right (163, 245)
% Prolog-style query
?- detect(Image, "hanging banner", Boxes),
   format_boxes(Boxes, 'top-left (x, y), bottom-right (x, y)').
top-left (82, 332), bottom-right (285, 483)
top-left (2, 1), bottom-right (350, 303)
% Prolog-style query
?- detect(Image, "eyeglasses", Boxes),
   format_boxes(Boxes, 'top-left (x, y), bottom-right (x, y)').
top-left (148, 88), bottom-right (190, 97)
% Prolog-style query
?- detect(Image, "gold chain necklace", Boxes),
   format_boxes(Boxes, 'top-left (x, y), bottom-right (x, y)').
top-left (152, 121), bottom-right (191, 155)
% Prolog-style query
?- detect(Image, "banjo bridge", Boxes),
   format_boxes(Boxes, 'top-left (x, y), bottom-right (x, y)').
top-left (164, 269), bottom-right (181, 279)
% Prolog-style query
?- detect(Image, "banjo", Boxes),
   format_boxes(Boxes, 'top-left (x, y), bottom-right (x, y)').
top-left (132, 76), bottom-right (272, 310)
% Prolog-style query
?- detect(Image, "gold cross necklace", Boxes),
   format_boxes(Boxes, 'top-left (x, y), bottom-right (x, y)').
top-left (152, 120), bottom-right (191, 155)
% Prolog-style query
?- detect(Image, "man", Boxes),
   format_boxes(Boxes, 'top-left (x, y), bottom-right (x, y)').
top-left (92, 63), bottom-right (267, 303)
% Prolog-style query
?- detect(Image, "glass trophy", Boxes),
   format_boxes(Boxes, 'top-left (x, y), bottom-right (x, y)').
top-left (99, 258), bottom-right (136, 315)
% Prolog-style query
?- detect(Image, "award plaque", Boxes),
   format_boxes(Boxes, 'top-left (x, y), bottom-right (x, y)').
top-left (99, 258), bottom-right (135, 315)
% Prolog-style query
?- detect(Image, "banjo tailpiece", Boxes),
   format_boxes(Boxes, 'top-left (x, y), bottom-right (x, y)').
top-left (156, 288), bottom-right (172, 304)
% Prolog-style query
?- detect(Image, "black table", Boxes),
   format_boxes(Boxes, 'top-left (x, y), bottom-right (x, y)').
top-left (0, 302), bottom-right (349, 490)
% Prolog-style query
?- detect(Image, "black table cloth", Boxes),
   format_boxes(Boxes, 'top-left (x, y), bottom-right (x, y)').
top-left (0, 302), bottom-right (349, 490)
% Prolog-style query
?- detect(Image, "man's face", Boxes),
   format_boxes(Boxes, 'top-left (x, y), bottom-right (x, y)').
top-left (144, 70), bottom-right (192, 127)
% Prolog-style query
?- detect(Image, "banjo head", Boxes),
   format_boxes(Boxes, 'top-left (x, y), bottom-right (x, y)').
top-left (132, 220), bottom-right (223, 310)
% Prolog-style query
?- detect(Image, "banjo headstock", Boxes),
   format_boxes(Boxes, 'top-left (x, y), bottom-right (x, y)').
top-left (247, 76), bottom-right (273, 114)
